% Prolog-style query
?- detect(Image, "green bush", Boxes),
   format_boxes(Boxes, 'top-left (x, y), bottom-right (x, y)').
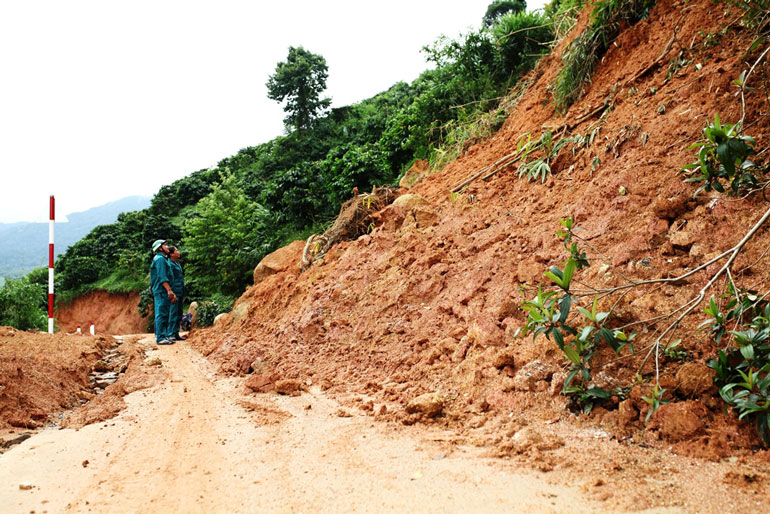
top-left (552, 0), bottom-right (656, 111)
top-left (196, 295), bottom-right (234, 327)
top-left (706, 289), bottom-right (770, 444)
top-left (0, 277), bottom-right (47, 331)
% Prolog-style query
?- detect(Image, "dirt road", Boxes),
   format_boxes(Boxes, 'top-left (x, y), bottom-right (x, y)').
top-left (0, 336), bottom-right (614, 514)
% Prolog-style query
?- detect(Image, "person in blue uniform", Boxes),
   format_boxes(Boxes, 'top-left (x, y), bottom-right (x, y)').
top-left (150, 239), bottom-right (177, 345)
top-left (168, 246), bottom-right (186, 341)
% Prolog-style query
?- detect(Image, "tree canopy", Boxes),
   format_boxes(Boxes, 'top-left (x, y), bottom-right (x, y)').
top-left (483, 0), bottom-right (527, 27)
top-left (266, 46), bottom-right (332, 132)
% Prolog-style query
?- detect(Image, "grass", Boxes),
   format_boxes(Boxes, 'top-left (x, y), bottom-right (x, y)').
top-left (553, 0), bottom-right (656, 112)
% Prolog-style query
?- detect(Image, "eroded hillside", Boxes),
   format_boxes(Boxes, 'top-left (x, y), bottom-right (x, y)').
top-left (190, 0), bottom-right (770, 507)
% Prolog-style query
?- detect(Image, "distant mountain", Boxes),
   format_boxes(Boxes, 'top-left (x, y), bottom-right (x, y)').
top-left (0, 196), bottom-right (151, 279)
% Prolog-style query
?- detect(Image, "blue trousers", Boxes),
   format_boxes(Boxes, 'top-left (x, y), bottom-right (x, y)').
top-left (169, 295), bottom-right (183, 337)
top-left (153, 292), bottom-right (171, 342)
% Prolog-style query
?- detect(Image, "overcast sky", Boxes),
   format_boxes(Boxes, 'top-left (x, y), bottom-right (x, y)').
top-left (0, 0), bottom-right (546, 223)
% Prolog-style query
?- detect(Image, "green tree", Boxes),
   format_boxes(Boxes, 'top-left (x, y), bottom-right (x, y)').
top-left (267, 46), bottom-right (332, 132)
top-left (183, 173), bottom-right (274, 296)
top-left (483, 0), bottom-right (526, 27)
top-left (0, 277), bottom-right (47, 330)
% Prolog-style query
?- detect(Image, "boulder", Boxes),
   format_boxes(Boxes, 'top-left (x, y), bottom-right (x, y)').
top-left (275, 379), bottom-right (303, 395)
top-left (213, 313), bottom-right (229, 326)
top-left (399, 159), bottom-right (430, 189)
top-left (392, 194), bottom-right (428, 211)
top-left (648, 401), bottom-right (707, 442)
top-left (245, 373), bottom-right (279, 393)
top-left (405, 392), bottom-right (445, 418)
top-left (675, 362), bottom-right (714, 397)
top-left (253, 240), bottom-right (305, 284)
top-left (188, 301), bottom-right (199, 328)
top-left (512, 359), bottom-right (557, 391)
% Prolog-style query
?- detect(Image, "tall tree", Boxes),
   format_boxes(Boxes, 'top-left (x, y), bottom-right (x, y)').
top-left (483, 0), bottom-right (526, 28)
top-left (266, 46), bottom-right (332, 132)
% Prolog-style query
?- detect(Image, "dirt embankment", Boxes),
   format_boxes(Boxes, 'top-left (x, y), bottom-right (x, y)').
top-left (193, 0), bottom-right (770, 467)
top-left (57, 290), bottom-right (148, 335)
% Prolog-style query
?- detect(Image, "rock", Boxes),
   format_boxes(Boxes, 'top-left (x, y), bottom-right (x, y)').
top-left (512, 360), bottom-right (557, 391)
top-left (188, 301), bottom-right (199, 328)
top-left (398, 159), bottom-right (430, 189)
top-left (336, 409), bottom-right (353, 418)
top-left (516, 260), bottom-right (542, 284)
top-left (675, 362), bottom-right (714, 397)
top-left (245, 373), bottom-right (279, 393)
top-left (143, 356), bottom-right (162, 367)
top-left (229, 301), bottom-right (250, 323)
top-left (550, 371), bottom-right (568, 395)
top-left (19, 482), bottom-right (33, 490)
top-left (648, 401), bottom-right (708, 442)
top-left (509, 425), bottom-right (564, 453)
top-left (405, 392), bottom-right (445, 418)
top-left (392, 193), bottom-right (428, 211)
top-left (76, 390), bottom-right (95, 401)
top-left (469, 415), bottom-right (487, 429)
top-left (93, 360), bottom-right (111, 372)
top-left (670, 230), bottom-right (695, 248)
top-left (93, 372), bottom-right (119, 389)
top-left (274, 379), bottom-right (303, 395)
top-left (213, 313), bottom-right (229, 326)
top-left (491, 349), bottom-right (516, 369)
top-left (253, 240), bottom-right (305, 284)
top-left (617, 399), bottom-right (638, 430)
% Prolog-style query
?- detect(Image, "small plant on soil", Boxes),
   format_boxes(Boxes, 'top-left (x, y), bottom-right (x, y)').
top-left (705, 289), bottom-right (770, 444)
top-left (517, 218), bottom-right (635, 412)
top-left (680, 114), bottom-right (759, 196)
top-left (517, 130), bottom-right (579, 182)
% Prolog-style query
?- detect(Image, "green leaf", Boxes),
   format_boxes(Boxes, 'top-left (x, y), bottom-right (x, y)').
top-left (562, 346), bottom-right (581, 366)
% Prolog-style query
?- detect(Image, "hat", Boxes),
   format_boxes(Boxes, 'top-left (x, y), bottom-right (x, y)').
top-left (151, 239), bottom-right (166, 252)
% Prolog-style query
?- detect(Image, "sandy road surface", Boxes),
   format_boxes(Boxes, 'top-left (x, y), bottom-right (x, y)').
top-left (1, 336), bottom-right (625, 513)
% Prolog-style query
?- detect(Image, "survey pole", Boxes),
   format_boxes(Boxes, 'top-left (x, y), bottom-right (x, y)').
top-left (48, 195), bottom-right (55, 334)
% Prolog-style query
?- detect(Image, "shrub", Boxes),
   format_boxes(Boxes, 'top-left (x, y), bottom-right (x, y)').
top-left (552, 0), bottom-right (656, 111)
top-left (681, 114), bottom-right (758, 196)
top-left (0, 277), bottom-right (47, 331)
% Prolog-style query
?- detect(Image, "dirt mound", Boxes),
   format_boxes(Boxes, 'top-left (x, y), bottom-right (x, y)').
top-left (57, 290), bottom-right (148, 335)
top-left (193, 0), bottom-right (770, 466)
top-left (0, 326), bottom-right (111, 428)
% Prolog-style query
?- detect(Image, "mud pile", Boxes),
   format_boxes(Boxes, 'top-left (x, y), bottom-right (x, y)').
top-left (0, 327), bottom-right (110, 428)
top-left (195, 0), bottom-right (770, 459)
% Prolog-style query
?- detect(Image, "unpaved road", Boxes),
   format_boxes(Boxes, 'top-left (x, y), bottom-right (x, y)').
top-left (1, 337), bottom-right (639, 513)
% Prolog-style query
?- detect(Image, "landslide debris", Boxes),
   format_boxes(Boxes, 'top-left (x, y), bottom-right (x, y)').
top-left (195, 0), bottom-right (770, 472)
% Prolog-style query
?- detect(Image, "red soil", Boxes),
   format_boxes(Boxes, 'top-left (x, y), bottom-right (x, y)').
top-left (194, 0), bottom-right (770, 463)
top-left (57, 290), bottom-right (148, 335)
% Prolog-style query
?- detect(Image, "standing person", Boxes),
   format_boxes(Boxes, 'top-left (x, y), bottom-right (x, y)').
top-left (168, 246), bottom-right (186, 341)
top-left (150, 239), bottom-right (176, 345)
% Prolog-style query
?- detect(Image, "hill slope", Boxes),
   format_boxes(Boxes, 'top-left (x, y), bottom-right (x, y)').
top-left (191, 0), bottom-right (770, 507)
top-left (0, 196), bottom-right (150, 278)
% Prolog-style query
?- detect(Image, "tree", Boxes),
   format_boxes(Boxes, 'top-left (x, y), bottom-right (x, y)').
top-left (482, 0), bottom-right (526, 28)
top-left (183, 172), bottom-right (274, 296)
top-left (266, 46), bottom-right (332, 132)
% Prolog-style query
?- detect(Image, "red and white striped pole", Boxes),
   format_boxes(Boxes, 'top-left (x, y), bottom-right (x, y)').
top-left (48, 195), bottom-right (55, 334)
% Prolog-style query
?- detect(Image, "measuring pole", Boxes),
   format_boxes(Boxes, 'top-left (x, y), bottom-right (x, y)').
top-left (48, 195), bottom-right (55, 334)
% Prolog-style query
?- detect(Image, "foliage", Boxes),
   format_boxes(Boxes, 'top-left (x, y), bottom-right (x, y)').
top-left (706, 291), bottom-right (770, 445)
top-left (680, 114), bottom-right (758, 196)
top-left (544, 0), bottom-right (586, 40)
top-left (0, 276), bottom-right (47, 330)
top-left (552, 0), bottom-right (656, 111)
top-left (196, 294), bottom-right (234, 327)
top-left (492, 10), bottom-right (553, 76)
top-left (517, 129), bottom-right (578, 182)
top-left (183, 173), bottom-right (275, 297)
top-left (266, 46), bottom-right (332, 132)
top-left (517, 218), bottom-right (634, 412)
top-left (483, 0), bottom-right (526, 27)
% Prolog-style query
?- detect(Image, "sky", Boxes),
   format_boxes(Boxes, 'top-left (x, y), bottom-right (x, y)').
top-left (0, 0), bottom-right (546, 223)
